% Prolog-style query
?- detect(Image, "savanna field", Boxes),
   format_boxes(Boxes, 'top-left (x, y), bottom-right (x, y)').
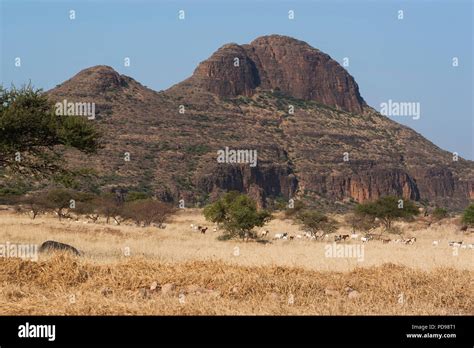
top-left (1, 208), bottom-right (472, 315)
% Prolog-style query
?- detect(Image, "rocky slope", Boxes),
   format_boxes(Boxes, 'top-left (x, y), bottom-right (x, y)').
top-left (47, 35), bottom-right (474, 209)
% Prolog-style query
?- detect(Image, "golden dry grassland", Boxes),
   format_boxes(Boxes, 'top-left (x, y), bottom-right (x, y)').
top-left (0, 208), bottom-right (472, 315)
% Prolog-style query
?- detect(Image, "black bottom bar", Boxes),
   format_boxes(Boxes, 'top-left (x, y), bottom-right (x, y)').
top-left (0, 316), bottom-right (472, 346)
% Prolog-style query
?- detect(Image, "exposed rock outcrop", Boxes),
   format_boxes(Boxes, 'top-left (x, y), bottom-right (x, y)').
top-left (189, 35), bottom-right (366, 113)
top-left (46, 35), bottom-right (474, 210)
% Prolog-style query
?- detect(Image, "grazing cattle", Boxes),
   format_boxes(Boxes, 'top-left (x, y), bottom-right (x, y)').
top-left (404, 237), bottom-right (416, 245)
top-left (368, 234), bottom-right (383, 241)
top-left (382, 238), bottom-right (391, 244)
top-left (200, 227), bottom-right (208, 234)
top-left (334, 234), bottom-right (349, 242)
top-left (361, 237), bottom-right (370, 243)
top-left (39, 240), bottom-right (82, 256)
top-left (213, 227), bottom-right (218, 232)
top-left (350, 233), bottom-right (359, 240)
top-left (460, 244), bottom-right (467, 249)
top-left (460, 225), bottom-right (468, 232)
top-left (296, 234), bottom-right (303, 239)
top-left (432, 240), bottom-right (439, 246)
top-left (260, 230), bottom-right (269, 237)
top-left (274, 233), bottom-right (288, 240)
top-left (289, 235), bottom-right (295, 240)
top-left (448, 241), bottom-right (463, 248)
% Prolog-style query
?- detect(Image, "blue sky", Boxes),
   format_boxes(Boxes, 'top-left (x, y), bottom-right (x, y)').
top-left (1, 0), bottom-right (472, 159)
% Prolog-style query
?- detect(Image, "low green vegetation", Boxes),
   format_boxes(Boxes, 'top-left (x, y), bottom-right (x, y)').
top-left (432, 207), bottom-right (448, 221)
top-left (295, 210), bottom-right (338, 237)
top-left (354, 195), bottom-right (419, 231)
top-left (204, 191), bottom-right (271, 240)
top-left (462, 203), bottom-right (474, 226)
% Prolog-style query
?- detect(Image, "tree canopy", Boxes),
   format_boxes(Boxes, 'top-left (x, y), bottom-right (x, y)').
top-left (355, 195), bottom-right (419, 230)
top-left (204, 191), bottom-right (271, 240)
top-left (0, 85), bottom-right (101, 176)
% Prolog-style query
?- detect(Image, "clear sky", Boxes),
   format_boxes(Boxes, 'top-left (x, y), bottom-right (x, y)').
top-left (1, 0), bottom-right (472, 159)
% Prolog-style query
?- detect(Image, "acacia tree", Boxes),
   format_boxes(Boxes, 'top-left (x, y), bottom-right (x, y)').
top-left (123, 199), bottom-right (175, 227)
top-left (355, 195), bottom-right (419, 230)
top-left (204, 191), bottom-right (271, 240)
top-left (296, 210), bottom-right (337, 238)
top-left (345, 212), bottom-right (377, 233)
top-left (43, 188), bottom-right (78, 220)
top-left (0, 85), bottom-right (101, 176)
top-left (15, 193), bottom-right (48, 219)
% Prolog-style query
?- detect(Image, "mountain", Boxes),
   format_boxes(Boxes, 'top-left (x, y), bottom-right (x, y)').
top-left (47, 35), bottom-right (474, 209)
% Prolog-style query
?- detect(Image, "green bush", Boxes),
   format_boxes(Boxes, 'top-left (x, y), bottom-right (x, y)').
top-left (345, 212), bottom-right (377, 233)
top-left (204, 191), bottom-right (271, 240)
top-left (125, 191), bottom-right (150, 202)
top-left (296, 210), bottom-right (337, 237)
top-left (355, 195), bottom-right (419, 230)
top-left (462, 203), bottom-right (474, 226)
top-left (432, 207), bottom-right (448, 221)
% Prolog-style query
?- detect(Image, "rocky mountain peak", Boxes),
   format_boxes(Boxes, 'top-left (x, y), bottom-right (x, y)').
top-left (44, 36), bottom-right (473, 210)
top-left (52, 65), bottom-right (131, 96)
top-left (188, 35), bottom-right (366, 113)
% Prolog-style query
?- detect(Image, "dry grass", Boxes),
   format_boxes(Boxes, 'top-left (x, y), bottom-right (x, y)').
top-left (0, 208), bottom-right (473, 315)
top-left (1, 255), bottom-right (472, 315)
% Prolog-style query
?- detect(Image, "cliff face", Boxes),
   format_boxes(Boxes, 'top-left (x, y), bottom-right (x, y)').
top-left (47, 35), bottom-right (474, 210)
top-left (190, 35), bottom-right (365, 113)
